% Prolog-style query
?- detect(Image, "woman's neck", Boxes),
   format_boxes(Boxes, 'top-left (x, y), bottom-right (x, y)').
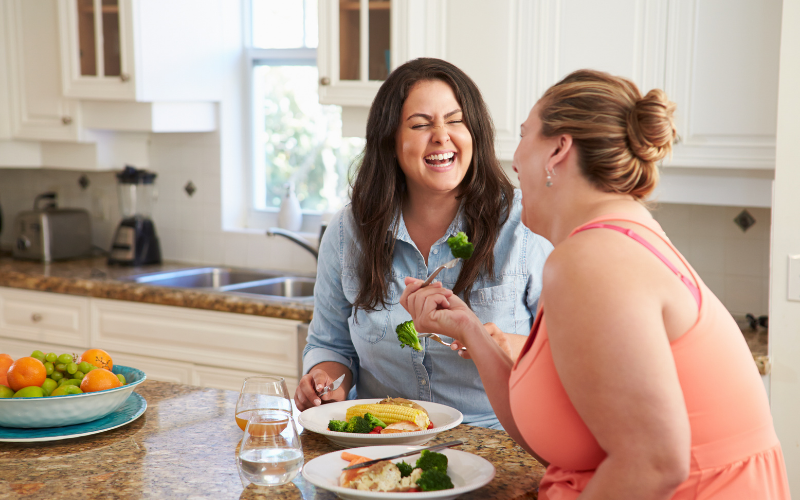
top-left (548, 194), bottom-right (649, 246)
top-left (402, 188), bottom-right (461, 264)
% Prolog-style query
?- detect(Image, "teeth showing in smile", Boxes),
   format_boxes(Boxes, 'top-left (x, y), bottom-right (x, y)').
top-left (424, 152), bottom-right (455, 167)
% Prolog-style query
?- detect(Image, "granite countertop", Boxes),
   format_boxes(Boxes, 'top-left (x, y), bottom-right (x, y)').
top-left (0, 254), bottom-right (771, 374)
top-left (0, 254), bottom-right (315, 323)
top-left (0, 381), bottom-right (545, 499)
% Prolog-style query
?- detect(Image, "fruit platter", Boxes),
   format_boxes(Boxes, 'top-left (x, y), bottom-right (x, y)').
top-left (0, 348), bottom-right (146, 429)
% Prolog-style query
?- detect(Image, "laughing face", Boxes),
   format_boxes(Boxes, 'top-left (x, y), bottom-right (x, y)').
top-left (395, 80), bottom-right (473, 197)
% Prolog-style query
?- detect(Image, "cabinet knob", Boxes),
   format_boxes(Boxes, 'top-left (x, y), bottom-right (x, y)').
top-left (61, 116), bottom-right (72, 125)
top-left (120, 73), bottom-right (131, 82)
top-left (320, 76), bottom-right (331, 86)
top-left (31, 313), bottom-right (42, 323)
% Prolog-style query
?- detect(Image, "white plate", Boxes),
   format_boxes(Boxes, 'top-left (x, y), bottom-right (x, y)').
top-left (302, 445), bottom-right (495, 500)
top-left (298, 399), bottom-right (463, 448)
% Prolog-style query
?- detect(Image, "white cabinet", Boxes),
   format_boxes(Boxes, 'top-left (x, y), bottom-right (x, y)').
top-left (663, 0), bottom-right (782, 171)
top-left (0, 288), bottom-right (302, 392)
top-left (0, 288), bottom-right (90, 347)
top-left (317, 0), bottom-right (445, 106)
top-left (57, 0), bottom-right (223, 103)
top-left (4, 0), bottom-right (81, 142)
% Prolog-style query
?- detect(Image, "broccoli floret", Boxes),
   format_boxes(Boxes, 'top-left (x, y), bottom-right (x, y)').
top-left (328, 420), bottom-right (348, 432)
top-left (346, 416), bottom-right (373, 434)
top-left (396, 320), bottom-right (422, 351)
top-left (396, 461), bottom-right (414, 478)
top-left (447, 231), bottom-right (474, 259)
top-left (416, 469), bottom-right (454, 491)
top-left (415, 449), bottom-right (448, 474)
top-left (363, 413), bottom-right (387, 429)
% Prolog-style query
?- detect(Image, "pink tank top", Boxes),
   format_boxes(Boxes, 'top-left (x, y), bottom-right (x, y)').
top-left (508, 214), bottom-right (789, 499)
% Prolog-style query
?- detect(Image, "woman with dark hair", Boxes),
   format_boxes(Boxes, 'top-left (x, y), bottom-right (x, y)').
top-left (401, 69), bottom-right (789, 498)
top-left (294, 58), bottom-right (552, 428)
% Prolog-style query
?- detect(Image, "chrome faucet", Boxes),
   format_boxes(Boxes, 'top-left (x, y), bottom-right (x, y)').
top-left (266, 225), bottom-right (326, 261)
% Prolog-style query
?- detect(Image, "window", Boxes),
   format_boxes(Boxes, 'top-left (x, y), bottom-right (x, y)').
top-left (248, 0), bottom-right (365, 216)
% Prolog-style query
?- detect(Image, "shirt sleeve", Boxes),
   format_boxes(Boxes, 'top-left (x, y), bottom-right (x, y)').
top-left (302, 209), bottom-right (361, 385)
top-left (525, 231), bottom-right (554, 319)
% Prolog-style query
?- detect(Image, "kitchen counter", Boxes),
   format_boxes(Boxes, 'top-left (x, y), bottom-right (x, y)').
top-left (0, 380), bottom-right (545, 499)
top-left (0, 254), bottom-right (771, 374)
top-left (0, 254), bottom-right (314, 322)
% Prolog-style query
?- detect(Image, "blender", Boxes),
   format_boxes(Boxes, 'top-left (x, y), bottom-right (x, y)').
top-left (108, 165), bottom-right (162, 265)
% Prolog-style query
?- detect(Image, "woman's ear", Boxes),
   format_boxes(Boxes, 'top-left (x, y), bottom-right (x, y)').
top-left (547, 135), bottom-right (574, 170)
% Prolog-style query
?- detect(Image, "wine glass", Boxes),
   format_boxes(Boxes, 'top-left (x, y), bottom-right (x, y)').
top-left (234, 376), bottom-right (291, 431)
top-left (237, 409), bottom-right (303, 486)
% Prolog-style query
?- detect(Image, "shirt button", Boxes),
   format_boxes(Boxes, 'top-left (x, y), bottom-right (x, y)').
top-left (421, 380), bottom-right (427, 385)
top-left (433, 248), bottom-right (439, 254)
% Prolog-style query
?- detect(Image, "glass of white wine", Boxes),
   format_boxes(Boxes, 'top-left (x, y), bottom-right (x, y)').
top-left (237, 409), bottom-right (303, 486)
top-left (234, 376), bottom-right (291, 431)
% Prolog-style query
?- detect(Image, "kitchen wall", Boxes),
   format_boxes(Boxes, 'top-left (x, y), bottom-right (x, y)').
top-left (0, 141), bottom-right (771, 318)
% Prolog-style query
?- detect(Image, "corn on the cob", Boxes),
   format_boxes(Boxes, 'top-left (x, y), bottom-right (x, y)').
top-left (345, 404), bottom-right (430, 430)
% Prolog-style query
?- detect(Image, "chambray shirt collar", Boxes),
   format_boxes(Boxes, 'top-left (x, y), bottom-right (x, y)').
top-left (390, 204), bottom-right (466, 246)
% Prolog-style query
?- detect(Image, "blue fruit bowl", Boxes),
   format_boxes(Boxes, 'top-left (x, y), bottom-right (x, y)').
top-left (0, 365), bottom-right (146, 429)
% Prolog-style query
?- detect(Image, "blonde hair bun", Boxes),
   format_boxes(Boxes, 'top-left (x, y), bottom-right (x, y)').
top-left (626, 88), bottom-right (677, 163)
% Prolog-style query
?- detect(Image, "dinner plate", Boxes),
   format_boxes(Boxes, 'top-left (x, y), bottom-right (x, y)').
top-left (298, 399), bottom-right (463, 448)
top-left (302, 445), bottom-right (495, 500)
top-left (0, 392), bottom-right (146, 442)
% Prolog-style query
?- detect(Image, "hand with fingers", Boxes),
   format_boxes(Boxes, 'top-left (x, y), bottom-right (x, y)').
top-left (451, 322), bottom-right (513, 360)
top-left (400, 276), bottom-right (481, 347)
top-left (294, 366), bottom-right (346, 411)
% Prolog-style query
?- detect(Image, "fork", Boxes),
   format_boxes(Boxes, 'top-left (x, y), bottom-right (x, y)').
top-left (418, 332), bottom-right (467, 351)
top-left (419, 257), bottom-right (460, 288)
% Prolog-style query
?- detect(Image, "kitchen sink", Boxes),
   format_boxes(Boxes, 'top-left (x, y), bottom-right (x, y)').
top-left (125, 267), bottom-right (284, 288)
top-left (123, 267), bottom-right (314, 300)
top-left (221, 277), bottom-right (316, 299)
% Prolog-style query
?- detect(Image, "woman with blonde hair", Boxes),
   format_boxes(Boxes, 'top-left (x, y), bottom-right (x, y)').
top-left (401, 69), bottom-right (790, 498)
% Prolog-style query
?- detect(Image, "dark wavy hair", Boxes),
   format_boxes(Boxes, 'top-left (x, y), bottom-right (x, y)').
top-left (350, 58), bottom-right (514, 311)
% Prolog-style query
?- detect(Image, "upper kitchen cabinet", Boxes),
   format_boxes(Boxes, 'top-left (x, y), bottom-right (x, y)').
top-left (444, 0), bottom-right (668, 160)
top-left (57, 0), bottom-right (224, 103)
top-left (663, 0), bottom-right (781, 170)
top-left (317, 0), bottom-right (445, 106)
top-left (4, 0), bottom-right (81, 143)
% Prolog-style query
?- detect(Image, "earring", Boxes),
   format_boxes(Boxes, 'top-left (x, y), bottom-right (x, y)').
top-left (545, 168), bottom-right (553, 187)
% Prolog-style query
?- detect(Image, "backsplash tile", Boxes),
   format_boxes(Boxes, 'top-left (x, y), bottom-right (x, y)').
top-left (651, 203), bottom-right (771, 316)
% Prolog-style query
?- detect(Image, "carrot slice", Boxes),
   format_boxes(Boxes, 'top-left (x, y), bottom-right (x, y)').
top-left (340, 456), bottom-right (372, 486)
top-left (341, 451), bottom-right (370, 462)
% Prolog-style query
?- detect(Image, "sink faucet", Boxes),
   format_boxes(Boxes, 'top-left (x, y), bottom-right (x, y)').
top-left (266, 227), bottom-right (321, 261)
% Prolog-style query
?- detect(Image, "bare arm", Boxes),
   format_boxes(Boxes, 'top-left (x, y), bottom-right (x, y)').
top-left (545, 240), bottom-right (690, 499)
top-left (400, 277), bottom-right (549, 465)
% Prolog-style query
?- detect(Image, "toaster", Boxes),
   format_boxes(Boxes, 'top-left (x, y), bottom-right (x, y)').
top-left (13, 198), bottom-right (92, 262)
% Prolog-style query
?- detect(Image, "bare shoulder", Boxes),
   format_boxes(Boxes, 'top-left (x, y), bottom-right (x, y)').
top-left (543, 230), bottom-right (662, 340)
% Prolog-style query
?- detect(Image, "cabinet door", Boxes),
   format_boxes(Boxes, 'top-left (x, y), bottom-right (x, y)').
top-left (445, 0), bottom-right (668, 161)
top-left (4, 0), bottom-right (80, 141)
top-left (57, 0), bottom-right (135, 100)
top-left (111, 351), bottom-right (193, 384)
top-left (664, 0), bottom-right (781, 170)
top-left (193, 364), bottom-right (298, 394)
top-left (91, 298), bottom-right (301, 379)
top-left (0, 288), bottom-right (90, 348)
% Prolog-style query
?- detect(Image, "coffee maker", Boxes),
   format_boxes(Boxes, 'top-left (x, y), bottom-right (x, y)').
top-left (108, 165), bottom-right (162, 266)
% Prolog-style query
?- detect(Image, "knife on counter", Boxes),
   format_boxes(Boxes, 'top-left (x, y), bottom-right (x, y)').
top-left (341, 440), bottom-right (465, 470)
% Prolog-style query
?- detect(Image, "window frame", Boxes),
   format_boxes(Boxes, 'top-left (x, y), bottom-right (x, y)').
top-left (244, 1), bottom-right (325, 231)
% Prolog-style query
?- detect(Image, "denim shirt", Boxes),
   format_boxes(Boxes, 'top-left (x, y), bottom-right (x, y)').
top-left (303, 190), bottom-right (553, 428)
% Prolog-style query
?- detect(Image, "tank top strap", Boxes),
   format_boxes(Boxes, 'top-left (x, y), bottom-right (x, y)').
top-left (572, 221), bottom-right (701, 309)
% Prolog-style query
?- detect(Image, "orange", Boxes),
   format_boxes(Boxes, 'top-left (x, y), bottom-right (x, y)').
top-left (80, 368), bottom-right (122, 393)
top-left (0, 354), bottom-right (13, 387)
top-left (6, 356), bottom-right (46, 392)
top-left (79, 348), bottom-right (113, 371)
